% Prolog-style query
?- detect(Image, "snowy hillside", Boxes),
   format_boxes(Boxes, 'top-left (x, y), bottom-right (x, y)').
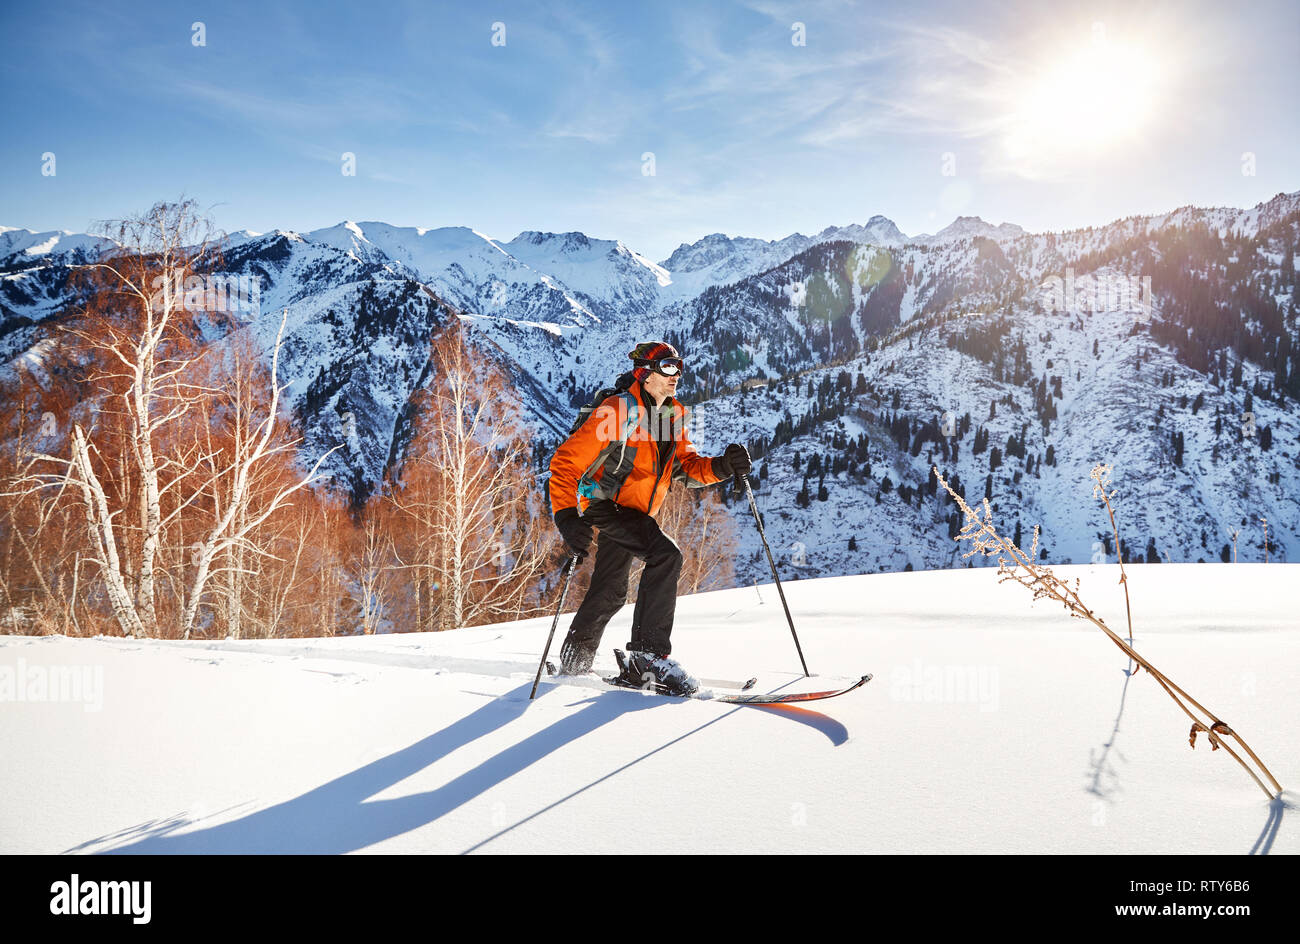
top-left (2, 564), bottom-right (1293, 854)
top-left (686, 301), bottom-right (1300, 584)
top-left (2, 191), bottom-right (1297, 567)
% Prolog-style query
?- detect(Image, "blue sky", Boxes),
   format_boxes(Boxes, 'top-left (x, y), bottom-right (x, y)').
top-left (2, 0), bottom-right (1297, 261)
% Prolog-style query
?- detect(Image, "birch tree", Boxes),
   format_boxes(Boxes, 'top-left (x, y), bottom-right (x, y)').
top-left (179, 312), bottom-right (335, 639)
top-left (19, 201), bottom-right (333, 639)
top-left (388, 319), bottom-right (553, 631)
top-left (0, 371), bottom-right (83, 634)
top-left (19, 201), bottom-right (220, 636)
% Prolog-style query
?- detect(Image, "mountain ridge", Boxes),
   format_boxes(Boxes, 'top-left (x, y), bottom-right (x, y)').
top-left (2, 190), bottom-right (1297, 577)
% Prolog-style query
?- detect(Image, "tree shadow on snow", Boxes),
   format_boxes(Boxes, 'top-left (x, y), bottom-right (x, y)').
top-left (83, 680), bottom-right (845, 855)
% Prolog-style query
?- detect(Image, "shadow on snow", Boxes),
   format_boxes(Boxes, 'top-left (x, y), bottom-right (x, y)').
top-left (79, 681), bottom-right (847, 855)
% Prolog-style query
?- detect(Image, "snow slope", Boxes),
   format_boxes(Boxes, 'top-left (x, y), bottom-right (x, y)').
top-left (2, 564), bottom-right (1293, 855)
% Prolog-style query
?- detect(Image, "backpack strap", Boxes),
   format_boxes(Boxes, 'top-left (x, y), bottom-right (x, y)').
top-left (574, 389), bottom-right (640, 507)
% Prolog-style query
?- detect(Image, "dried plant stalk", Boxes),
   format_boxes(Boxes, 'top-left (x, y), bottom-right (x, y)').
top-left (934, 464), bottom-right (1282, 800)
top-left (1093, 465), bottom-right (1135, 659)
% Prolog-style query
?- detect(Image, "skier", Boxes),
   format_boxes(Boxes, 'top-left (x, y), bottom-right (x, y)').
top-left (549, 341), bottom-right (751, 694)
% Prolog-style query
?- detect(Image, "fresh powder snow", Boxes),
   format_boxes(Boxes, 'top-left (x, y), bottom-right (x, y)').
top-left (2, 563), bottom-right (1293, 854)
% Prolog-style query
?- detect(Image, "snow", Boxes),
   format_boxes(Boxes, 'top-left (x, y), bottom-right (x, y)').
top-left (926, 216), bottom-right (1026, 244)
top-left (505, 231), bottom-right (671, 302)
top-left (5, 188), bottom-right (1297, 557)
top-left (2, 564), bottom-right (1293, 854)
top-left (680, 247), bottom-right (1299, 584)
top-left (0, 227), bottom-right (113, 262)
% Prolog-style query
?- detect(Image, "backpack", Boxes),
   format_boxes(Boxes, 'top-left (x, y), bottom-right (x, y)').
top-left (543, 371), bottom-right (639, 510)
top-left (564, 370), bottom-right (637, 437)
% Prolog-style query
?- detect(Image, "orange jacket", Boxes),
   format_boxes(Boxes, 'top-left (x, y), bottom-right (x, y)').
top-left (549, 379), bottom-right (723, 517)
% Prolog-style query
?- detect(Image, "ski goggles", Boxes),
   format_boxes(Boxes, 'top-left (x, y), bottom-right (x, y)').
top-left (637, 357), bottom-right (685, 376)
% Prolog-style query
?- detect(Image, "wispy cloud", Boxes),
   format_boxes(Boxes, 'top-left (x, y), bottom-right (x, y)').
top-left (529, 8), bottom-right (656, 147)
top-left (660, 7), bottom-right (904, 145)
top-left (171, 76), bottom-right (427, 132)
top-left (544, 127), bottom-right (619, 144)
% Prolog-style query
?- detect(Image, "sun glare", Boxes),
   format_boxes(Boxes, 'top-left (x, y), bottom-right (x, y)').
top-left (1002, 37), bottom-right (1161, 171)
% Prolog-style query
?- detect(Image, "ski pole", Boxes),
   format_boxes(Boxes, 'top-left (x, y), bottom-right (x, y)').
top-left (735, 471), bottom-right (810, 677)
top-left (529, 554), bottom-right (580, 700)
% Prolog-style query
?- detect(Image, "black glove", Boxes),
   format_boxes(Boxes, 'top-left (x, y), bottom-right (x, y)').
top-left (713, 443), bottom-right (752, 478)
top-left (554, 508), bottom-right (593, 563)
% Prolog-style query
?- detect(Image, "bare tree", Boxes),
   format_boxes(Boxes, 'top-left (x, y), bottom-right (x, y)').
top-left (250, 499), bottom-right (335, 638)
top-left (17, 202), bottom-right (333, 639)
top-left (658, 483), bottom-right (738, 595)
top-left (178, 312), bottom-right (335, 639)
top-left (22, 201), bottom-right (224, 636)
top-left (388, 320), bottom-right (554, 631)
top-left (0, 372), bottom-right (83, 634)
top-left (346, 501), bottom-right (393, 634)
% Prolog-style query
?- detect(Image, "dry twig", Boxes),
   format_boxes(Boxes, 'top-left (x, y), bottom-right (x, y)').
top-left (934, 463), bottom-right (1282, 800)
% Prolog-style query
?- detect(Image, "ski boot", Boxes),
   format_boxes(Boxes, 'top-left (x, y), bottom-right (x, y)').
top-left (617, 648), bottom-right (700, 695)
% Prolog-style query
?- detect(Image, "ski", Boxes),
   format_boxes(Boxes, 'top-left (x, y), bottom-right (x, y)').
top-left (547, 659), bottom-right (757, 692)
top-left (602, 672), bottom-right (872, 704)
top-left (608, 648), bottom-right (868, 703)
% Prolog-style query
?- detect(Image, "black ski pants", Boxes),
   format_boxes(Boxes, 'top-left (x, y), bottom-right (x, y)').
top-left (563, 499), bottom-right (684, 657)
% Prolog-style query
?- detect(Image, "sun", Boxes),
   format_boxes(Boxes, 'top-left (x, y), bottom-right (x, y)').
top-left (1001, 35), bottom-right (1162, 172)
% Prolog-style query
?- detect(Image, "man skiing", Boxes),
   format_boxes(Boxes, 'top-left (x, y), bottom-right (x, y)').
top-left (549, 341), bottom-right (751, 694)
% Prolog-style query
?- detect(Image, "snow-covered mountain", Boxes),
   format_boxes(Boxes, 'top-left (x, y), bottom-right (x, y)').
top-left (666, 190), bottom-right (1300, 577)
top-left (0, 227), bottom-right (113, 263)
top-left (301, 221), bottom-right (612, 329)
top-left (0, 211), bottom-right (930, 492)
top-left (914, 215), bottom-right (1026, 244)
top-left (2, 191), bottom-right (1297, 573)
top-left (658, 215), bottom-right (911, 299)
top-left (502, 229), bottom-right (671, 318)
top-left (0, 229), bottom-right (116, 327)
